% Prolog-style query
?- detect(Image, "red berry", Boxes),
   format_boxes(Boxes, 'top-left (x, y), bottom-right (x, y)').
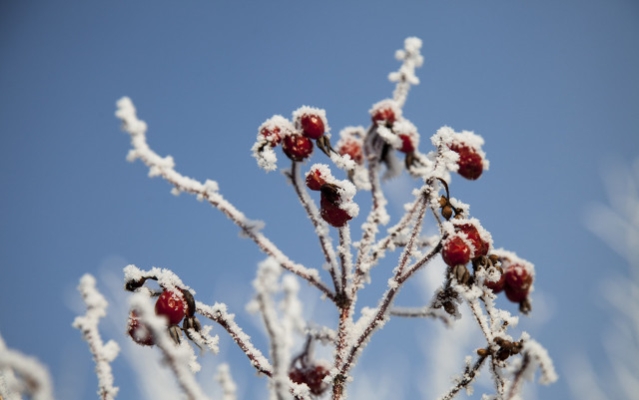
top-left (260, 126), bottom-right (282, 147)
top-left (282, 134), bottom-right (314, 161)
top-left (288, 365), bottom-right (329, 396)
top-left (372, 107), bottom-right (396, 126)
top-left (320, 193), bottom-right (352, 228)
top-left (398, 134), bottom-right (415, 154)
top-left (305, 169), bottom-right (325, 191)
top-left (503, 264), bottom-right (533, 303)
top-left (449, 143), bottom-right (483, 180)
top-left (155, 290), bottom-right (185, 325)
top-left (485, 272), bottom-right (505, 293)
top-left (300, 114), bottom-right (325, 139)
top-left (442, 235), bottom-right (471, 267)
top-left (338, 139), bottom-right (363, 164)
top-left (127, 311), bottom-right (154, 346)
top-left (457, 223), bottom-right (489, 258)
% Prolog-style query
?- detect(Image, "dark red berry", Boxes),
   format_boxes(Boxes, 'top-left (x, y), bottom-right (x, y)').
top-left (127, 311), bottom-right (154, 346)
top-left (457, 223), bottom-right (489, 258)
top-left (260, 126), bottom-right (282, 147)
top-left (155, 290), bottom-right (185, 326)
top-left (503, 264), bottom-right (533, 303)
top-left (450, 143), bottom-right (483, 180)
top-left (300, 114), bottom-right (325, 140)
top-left (485, 272), bottom-right (505, 293)
top-left (289, 365), bottom-right (329, 396)
top-left (372, 107), bottom-right (397, 126)
top-left (305, 169), bottom-right (325, 191)
top-left (398, 134), bottom-right (415, 154)
top-left (338, 139), bottom-right (363, 164)
top-left (320, 193), bottom-right (352, 228)
top-left (282, 134), bottom-right (314, 161)
top-left (442, 235), bottom-right (471, 267)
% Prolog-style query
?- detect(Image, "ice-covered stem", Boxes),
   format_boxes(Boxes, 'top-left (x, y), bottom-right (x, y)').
top-left (115, 97), bottom-right (335, 303)
top-left (72, 274), bottom-right (120, 400)
top-left (287, 161), bottom-right (341, 293)
top-left (438, 353), bottom-right (489, 400)
top-left (464, 289), bottom-right (507, 394)
top-left (197, 302), bottom-right (274, 377)
top-left (215, 364), bottom-right (237, 400)
top-left (0, 334), bottom-right (54, 400)
top-left (333, 193), bottom-right (432, 399)
top-left (338, 227), bottom-right (354, 297)
top-left (130, 294), bottom-right (209, 400)
top-left (389, 37), bottom-right (424, 108)
top-left (251, 260), bottom-right (288, 400)
top-left (352, 132), bottom-right (389, 291)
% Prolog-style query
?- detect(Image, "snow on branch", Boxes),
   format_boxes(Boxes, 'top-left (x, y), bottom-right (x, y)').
top-left (0, 334), bottom-right (55, 400)
top-left (109, 37), bottom-right (554, 400)
top-left (389, 37), bottom-right (424, 108)
top-left (115, 97), bottom-right (335, 303)
top-left (72, 274), bottom-right (120, 400)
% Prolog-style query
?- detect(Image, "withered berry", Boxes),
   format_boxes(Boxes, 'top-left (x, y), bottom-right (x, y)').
top-left (338, 139), bottom-right (364, 164)
top-left (398, 133), bottom-right (416, 154)
top-left (457, 223), bottom-right (489, 258)
top-left (155, 290), bottom-right (185, 326)
top-left (450, 143), bottom-right (483, 180)
top-left (320, 194), bottom-right (352, 228)
top-left (127, 311), bottom-right (154, 346)
top-left (442, 235), bottom-right (471, 267)
top-left (503, 264), bottom-right (533, 303)
top-left (305, 169), bottom-right (325, 191)
top-left (260, 126), bottom-right (282, 147)
top-left (371, 107), bottom-right (397, 126)
top-left (485, 271), bottom-right (506, 294)
top-left (300, 114), bottom-right (325, 140)
top-left (283, 134), bottom-right (314, 161)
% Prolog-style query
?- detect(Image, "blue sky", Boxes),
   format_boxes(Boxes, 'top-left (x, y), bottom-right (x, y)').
top-left (1, 1), bottom-right (638, 399)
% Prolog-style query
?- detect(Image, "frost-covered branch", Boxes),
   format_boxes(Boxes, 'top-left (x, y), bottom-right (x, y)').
top-left (0, 334), bottom-right (54, 400)
top-left (109, 37), bottom-right (554, 400)
top-left (116, 97), bottom-right (335, 303)
top-left (198, 301), bottom-right (274, 377)
top-left (72, 274), bottom-right (120, 400)
top-left (389, 37), bottom-right (424, 108)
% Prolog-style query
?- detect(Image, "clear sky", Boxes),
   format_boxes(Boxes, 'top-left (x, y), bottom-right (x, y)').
top-left (1, 1), bottom-right (638, 399)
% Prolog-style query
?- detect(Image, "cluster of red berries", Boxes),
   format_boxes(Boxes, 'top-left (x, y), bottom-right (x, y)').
top-left (485, 258), bottom-right (534, 304)
top-left (258, 108), bottom-right (330, 163)
top-left (306, 166), bottom-right (354, 228)
top-left (437, 200), bottom-right (534, 312)
top-left (127, 286), bottom-right (201, 346)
